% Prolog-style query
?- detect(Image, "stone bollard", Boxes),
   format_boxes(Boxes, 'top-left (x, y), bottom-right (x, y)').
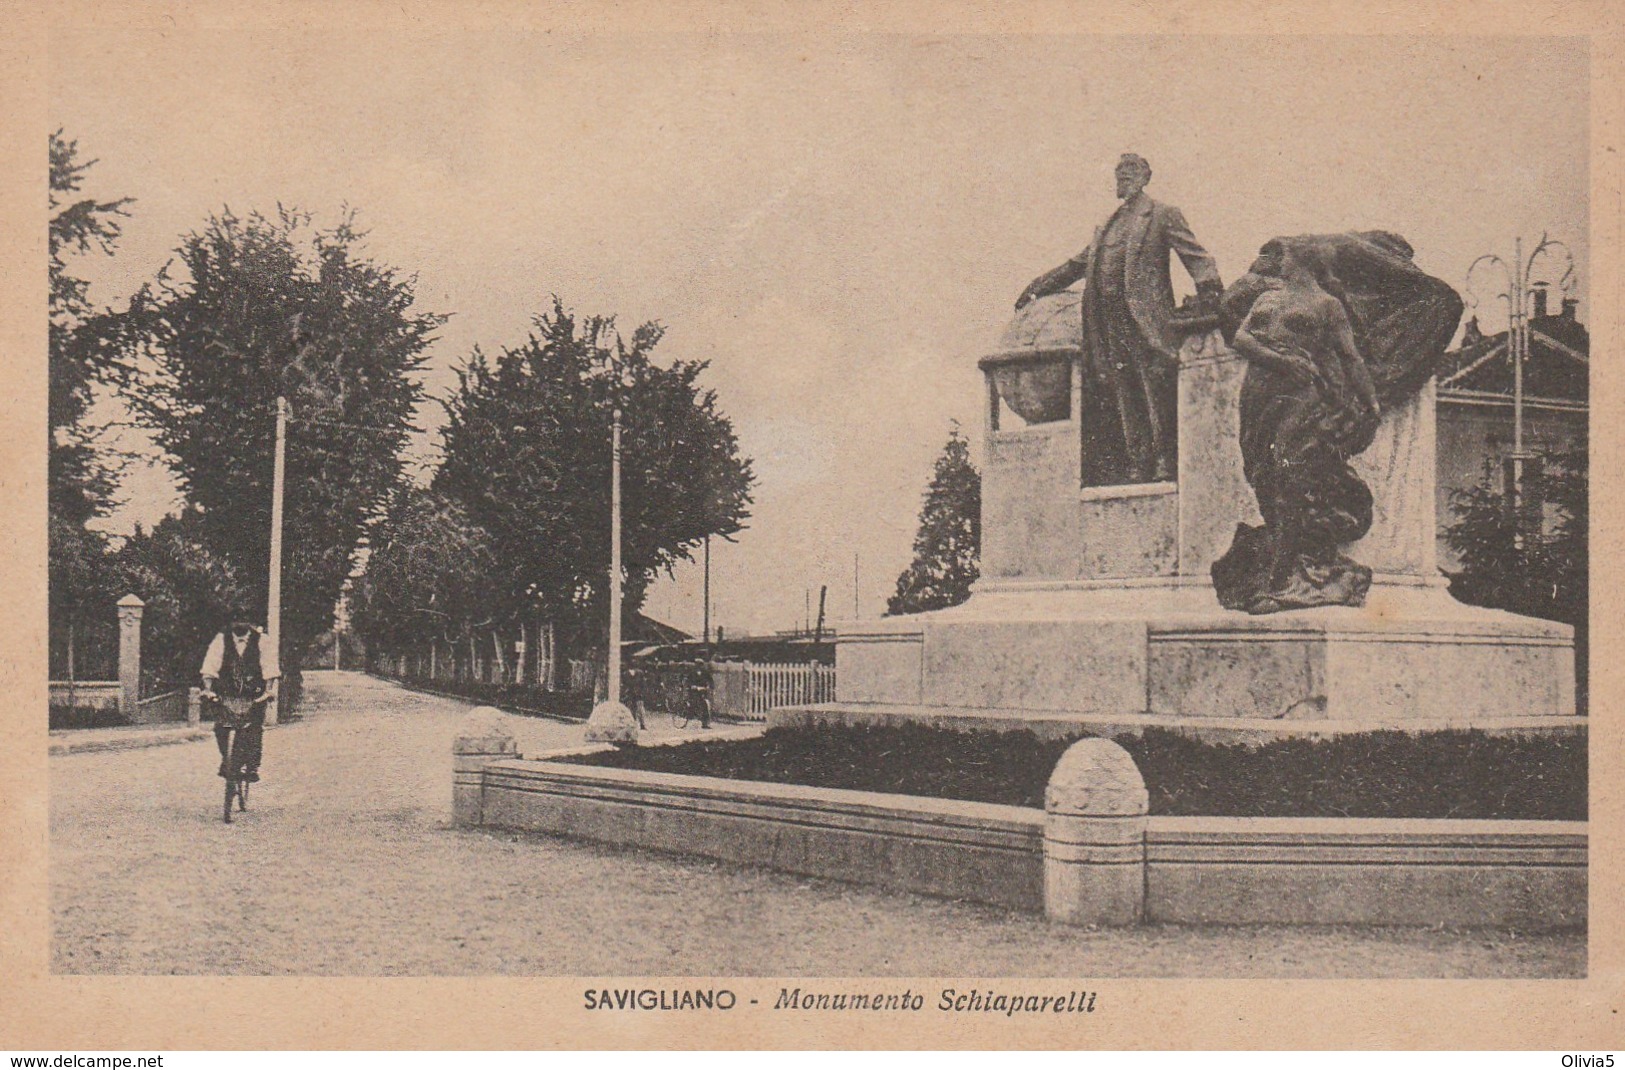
top-left (187, 687), bottom-right (202, 727)
top-left (584, 699), bottom-right (639, 745)
top-left (453, 706), bottom-right (518, 828)
top-left (1044, 737), bottom-right (1148, 927)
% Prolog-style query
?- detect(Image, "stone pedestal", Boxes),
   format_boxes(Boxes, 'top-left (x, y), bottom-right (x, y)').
top-left (819, 331), bottom-right (1578, 740)
top-left (981, 332), bottom-right (1442, 588)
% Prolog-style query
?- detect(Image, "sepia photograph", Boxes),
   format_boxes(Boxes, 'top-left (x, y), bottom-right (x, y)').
top-left (5, 0), bottom-right (1621, 1053)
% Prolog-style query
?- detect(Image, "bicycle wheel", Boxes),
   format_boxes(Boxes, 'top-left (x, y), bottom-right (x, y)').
top-left (221, 725), bottom-right (249, 822)
top-left (221, 726), bottom-right (235, 823)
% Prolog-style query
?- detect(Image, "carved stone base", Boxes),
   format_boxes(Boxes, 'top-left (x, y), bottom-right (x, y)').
top-left (824, 582), bottom-right (1575, 738)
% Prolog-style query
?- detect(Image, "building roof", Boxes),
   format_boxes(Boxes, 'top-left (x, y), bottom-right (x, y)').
top-left (626, 612), bottom-right (692, 645)
top-left (1438, 306), bottom-right (1589, 405)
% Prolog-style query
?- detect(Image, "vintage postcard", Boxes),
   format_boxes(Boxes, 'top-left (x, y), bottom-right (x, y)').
top-left (2, 0), bottom-right (1621, 1051)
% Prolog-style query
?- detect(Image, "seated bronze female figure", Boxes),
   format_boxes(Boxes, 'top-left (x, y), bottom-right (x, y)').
top-left (1212, 232), bottom-right (1462, 614)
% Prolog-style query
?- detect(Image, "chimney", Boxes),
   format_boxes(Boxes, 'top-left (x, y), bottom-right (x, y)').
top-left (1531, 286), bottom-right (1549, 319)
top-left (1562, 297), bottom-right (1579, 321)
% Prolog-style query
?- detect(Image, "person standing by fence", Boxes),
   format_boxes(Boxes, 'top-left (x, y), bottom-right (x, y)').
top-left (688, 658), bottom-right (713, 728)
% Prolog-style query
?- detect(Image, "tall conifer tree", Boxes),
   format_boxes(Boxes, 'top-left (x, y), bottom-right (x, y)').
top-left (888, 425), bottom-right (981, 615)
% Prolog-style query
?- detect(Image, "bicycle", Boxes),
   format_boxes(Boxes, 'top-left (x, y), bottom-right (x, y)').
top-left (206, 693), bottom-right (256, 823)
top-left (670, 683), bottom-right (713, 730)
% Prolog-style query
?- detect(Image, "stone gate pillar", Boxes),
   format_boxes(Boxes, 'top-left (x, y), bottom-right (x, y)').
top-left (116, 594), bottom-right (145, 717)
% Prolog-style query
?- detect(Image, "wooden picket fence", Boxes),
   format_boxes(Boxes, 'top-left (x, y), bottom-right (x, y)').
top-left (373, 645), bottom-right (835, 723)
top-left (711, 661), bottom-right (837, 721)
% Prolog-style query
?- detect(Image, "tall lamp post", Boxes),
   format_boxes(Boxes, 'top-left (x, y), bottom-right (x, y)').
top-left (585, 405), bottom-right (638, 744)
top-left (1464, 234), bottom-right (1576, 532)
top-left (265, 394), bottom-right (288, 726)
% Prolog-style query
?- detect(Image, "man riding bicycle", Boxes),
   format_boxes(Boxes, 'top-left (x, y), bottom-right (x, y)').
top-left (200, 617), bottom-right (279, 783)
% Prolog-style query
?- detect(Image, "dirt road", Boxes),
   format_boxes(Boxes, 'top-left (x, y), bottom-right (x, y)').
top-left (50, 670), bottom-right (1583, 976)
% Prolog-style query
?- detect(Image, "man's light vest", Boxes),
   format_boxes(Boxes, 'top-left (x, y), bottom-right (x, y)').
top-left (219, 630), bottom-right (267, 700)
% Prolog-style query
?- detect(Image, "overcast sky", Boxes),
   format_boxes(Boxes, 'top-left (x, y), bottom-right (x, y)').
top-left (52, 32), bottom-right (1588, 636)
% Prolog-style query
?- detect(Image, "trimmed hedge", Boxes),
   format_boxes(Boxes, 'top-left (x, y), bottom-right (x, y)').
top-left (563, 723), bottom-right (1586, 820)
top-left (378, 672), bottom-right (594, 721)
top-left (49, 704), bottom-right (128, 730)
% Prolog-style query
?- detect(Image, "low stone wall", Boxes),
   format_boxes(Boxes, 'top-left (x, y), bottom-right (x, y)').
top-left (128, 688), bottom-right (193, 725)
top-left (50, 683), bottom-right (202, 725)
top-left (453, 716), bottom-right (1586, 931)
top-left (49, 681), bottom-right (122, 710)
top-left (1145, 817), bottom-right (1585, 930)
top-left (472, 757), bottom-right (1044, 912)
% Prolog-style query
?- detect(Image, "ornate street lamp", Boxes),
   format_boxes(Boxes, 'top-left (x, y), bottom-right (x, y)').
top-left (1464, 233), bottom-right (1577, 534)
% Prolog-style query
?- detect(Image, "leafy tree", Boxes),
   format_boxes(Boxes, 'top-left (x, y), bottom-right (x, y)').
top-left (48, 131), bottom-right (134, 691)
top-left (1444, 446), bottom-right (1587, 706)
top-left (1444, 448), bottom-right (1586, 624)
top-left (349, 489), bottom-right (500, 656)
top-left (48, 517), bottom-right (118, 682)
top-left (49, 130), bottom-right (133, 525)
top-left (433, 299), bottom-right (754, 649)
top-left (112, 509), bottom-right (251, 690)
top-left (888, 425), bottom-right (981, 616)
top-left (124, 207), bottom-right (446, 662)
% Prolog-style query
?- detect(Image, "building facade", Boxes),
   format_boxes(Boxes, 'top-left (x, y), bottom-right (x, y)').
top-left (1435, 294), bottom-right (1589, 570)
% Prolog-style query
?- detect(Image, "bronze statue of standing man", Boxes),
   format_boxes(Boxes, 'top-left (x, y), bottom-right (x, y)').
top-left (1017, 154), bottom-right (1223, 485)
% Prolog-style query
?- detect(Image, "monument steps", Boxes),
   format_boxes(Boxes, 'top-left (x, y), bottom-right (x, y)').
top-left (771, 702), bottom-right (1585, 746)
